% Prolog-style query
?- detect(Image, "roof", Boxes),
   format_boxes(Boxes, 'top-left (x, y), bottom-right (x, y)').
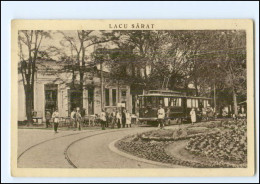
top-left (139, 90), bottom-right (212, 100)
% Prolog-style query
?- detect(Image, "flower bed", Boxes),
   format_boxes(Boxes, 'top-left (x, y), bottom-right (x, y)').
top-left (186, 124), bottom-right (247, 163)
top-left (140, 126), bottom-right (218, 141)
top-left (115, 120), bottom-right (247, 168)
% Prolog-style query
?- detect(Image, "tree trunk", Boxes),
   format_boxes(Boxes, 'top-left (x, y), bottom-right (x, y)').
top-left (232, 87), bottom-right (238, 115)
top-left (194, 77), bottom-right (199, 96)
top-left (25, 86), bottom-right (33, 126)
top-left (144, 64), bottom-right (148, 80)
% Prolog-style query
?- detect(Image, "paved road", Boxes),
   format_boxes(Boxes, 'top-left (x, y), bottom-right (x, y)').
top-left (18, 127), bottom-right (182, 168)
top-left (66, 128), bottom-right (163, 168)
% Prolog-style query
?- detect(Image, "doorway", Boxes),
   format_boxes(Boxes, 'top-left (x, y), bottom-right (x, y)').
top-left (45, 84), bottom-right (58, 114)
top-left (68, 89), bottom-right (83, 115)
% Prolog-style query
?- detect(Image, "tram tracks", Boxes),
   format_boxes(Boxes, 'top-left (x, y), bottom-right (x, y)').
top-left (18, 128), bottom-right (128, 168)
top-left (17, 130), bottom-right (97, 161)
top-left (64, 129), bottom-right (126, 168)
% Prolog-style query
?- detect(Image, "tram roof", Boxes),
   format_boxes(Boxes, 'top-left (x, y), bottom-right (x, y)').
top-left (139, 93), bottom-right (211, 100)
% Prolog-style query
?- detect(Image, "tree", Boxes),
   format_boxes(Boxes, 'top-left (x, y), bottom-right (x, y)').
top-left (18, 30), bottom-right (51, 125)
top-left (54, 30), bottom-right (118, 109)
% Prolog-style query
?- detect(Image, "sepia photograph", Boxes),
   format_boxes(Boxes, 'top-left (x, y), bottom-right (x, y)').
top-left (10, 20), bottom-right (255, 177)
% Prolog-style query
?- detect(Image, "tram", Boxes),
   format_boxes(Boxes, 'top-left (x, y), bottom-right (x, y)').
top-left (138, 90), bottom-right (212, 125)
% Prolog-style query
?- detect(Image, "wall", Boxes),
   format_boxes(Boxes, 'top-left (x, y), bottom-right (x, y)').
top-left (18, 69), bottom-right (133, 121)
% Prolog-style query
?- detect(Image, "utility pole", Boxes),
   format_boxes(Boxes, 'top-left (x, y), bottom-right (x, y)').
top-left (213, 64), bottom-right (220, 113)
top-left (100, 62), bottom-right (104, 111)
top-left (214, 81), bottom-right (216, 113)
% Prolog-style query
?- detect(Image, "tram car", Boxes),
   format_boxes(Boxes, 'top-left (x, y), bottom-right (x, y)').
top-left (138, 90), bottom-right (212, 125)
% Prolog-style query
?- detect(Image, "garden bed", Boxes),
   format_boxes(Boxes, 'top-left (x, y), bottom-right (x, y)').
top-left (115, 120), bottom-right (247, 168)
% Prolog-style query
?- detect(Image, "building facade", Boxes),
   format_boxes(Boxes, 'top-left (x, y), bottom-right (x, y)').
top-left (18, 61), bottom-right (133, 122)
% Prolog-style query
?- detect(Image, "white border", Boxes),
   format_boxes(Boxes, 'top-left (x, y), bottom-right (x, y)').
top-left (2, 1), bottom-right (259, 183)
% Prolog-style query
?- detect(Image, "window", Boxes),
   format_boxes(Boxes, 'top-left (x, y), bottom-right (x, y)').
top-left (158, 97), bottom-right (163, 106)
top-left (164, 98), bottom-right (169, 107)
top-left (112, 89), bottom-right (117, 106)
top-left (178, 98), bottom-right (182, 106)
top-left (105, 88), bottom-right (110, 106)
top-left (195, 99), bottom-right (198, 107)
top-left (188, 98), bottom-right (199, 108)
top-left (187, 99), bottom-right (192, 108)
top-left (203, 100), bottom-right (208, 108)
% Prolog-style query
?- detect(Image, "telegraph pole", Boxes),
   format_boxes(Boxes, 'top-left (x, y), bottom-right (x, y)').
top-left (100, 61), bottom-right (104, 110)
top-left (214, 81), bottom-right (216, 113)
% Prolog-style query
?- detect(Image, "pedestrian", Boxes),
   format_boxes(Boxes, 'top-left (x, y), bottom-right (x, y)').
top-left (157, 105), bottom-right (165, 129)
top-left (52, 108), bottom-right (59, 133)
top-left (70, 108), bottom-right (76, 128)
top-left (190, 108), bottom-right (196, 125)
top-left (126, 111), bottom-right (131, 128)
top-left (202, 107), bottom-right (207, 121)
top-left (116, 110), bottom-right (121, 128)
top-left (111, 108), bottom-right (117, 129)
top-left (166, 107), bottom-right (171, 126)
top-left (100, 109), bottom-right (106, 130)
top-left (122, 109), bottom-right (126, 128)
top-left (105, 110), bottom-right (110, 128)
top-left (45, 110), bottom-right (52, 128)
top-left (75, 107), bottom-right (82, 131)
top-left (81, 108), bottom-right (86, 126)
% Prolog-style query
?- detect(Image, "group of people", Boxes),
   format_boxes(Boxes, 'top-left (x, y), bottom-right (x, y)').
top-left (44, 107), bottom-right (134, 133)
top-left (100, 108), bottom-right (132, 130)
top-left (157, 105), bottom-right (198, 128)
top-left (44, 107), bottom-right (87, 133)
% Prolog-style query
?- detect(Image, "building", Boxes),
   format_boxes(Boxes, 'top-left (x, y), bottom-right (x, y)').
top-left (18, 60), bottom-right (134, 122)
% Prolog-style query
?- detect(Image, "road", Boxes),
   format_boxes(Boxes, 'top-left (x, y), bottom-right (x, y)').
top-left (18, 127), bottom-right (182, 168)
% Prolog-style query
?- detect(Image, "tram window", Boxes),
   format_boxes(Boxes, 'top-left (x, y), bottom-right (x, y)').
top-left (144, 96), bottom-right (157, 107)
top-left (179, 98), bottom-right (182, 106)
top-left (191, 99), bottom-right (198, 108)
top-left (169, 98), bottom-right (173, 106)
top-left (187, 99), bottom-right (192, 108)
top-left (158, 97), bottom-right (163, 106)
top-left (203, 100), bottom-right (209, 108)
top-left (176, 98), bottom-right (182, 106)
top-left (164, 98), bottom-right (169, 107)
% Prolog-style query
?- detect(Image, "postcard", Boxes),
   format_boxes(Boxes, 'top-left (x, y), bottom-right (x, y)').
top-left (11, 19), bottom-right (255, 177)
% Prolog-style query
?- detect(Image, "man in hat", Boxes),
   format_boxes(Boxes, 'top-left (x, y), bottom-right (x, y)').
top-left (75, 107), bottom-right (82, 131)
top-left (157, 105), bottom-right (165, 129)
top-left (52, 108), bottom-right (60, 133)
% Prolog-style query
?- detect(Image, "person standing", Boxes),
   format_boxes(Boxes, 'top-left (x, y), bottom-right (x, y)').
top-left (45, 110), bottom-right (52, 128)
top-left (157, 105), bottom-right (165, 129)
top-left (70, 108), bottom-right (76, 128)
top-left (105, 110), bottom-right (110, 128)
top-left (75, 107), bottom-right (82, 131)
top-left (122, 109), bottom-right (126, 128)
top-left (116, 111), bottom-right (121, 128)
top-left (126, 111), bottom-right (131, 128)
top-left (81, 108), bottom-right (86, 126)
top-left (100, 109), bottom-right (106, 130)
top-left (190, 108), bottom-right (196, 125)
top-left (52, 109), bottom-right (60, 133)
top-left (111, 109), bottom-right (117, 129)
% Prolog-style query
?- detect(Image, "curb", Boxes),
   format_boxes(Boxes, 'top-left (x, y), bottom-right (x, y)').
top-left (109, 138), bottom-right (186, 168)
